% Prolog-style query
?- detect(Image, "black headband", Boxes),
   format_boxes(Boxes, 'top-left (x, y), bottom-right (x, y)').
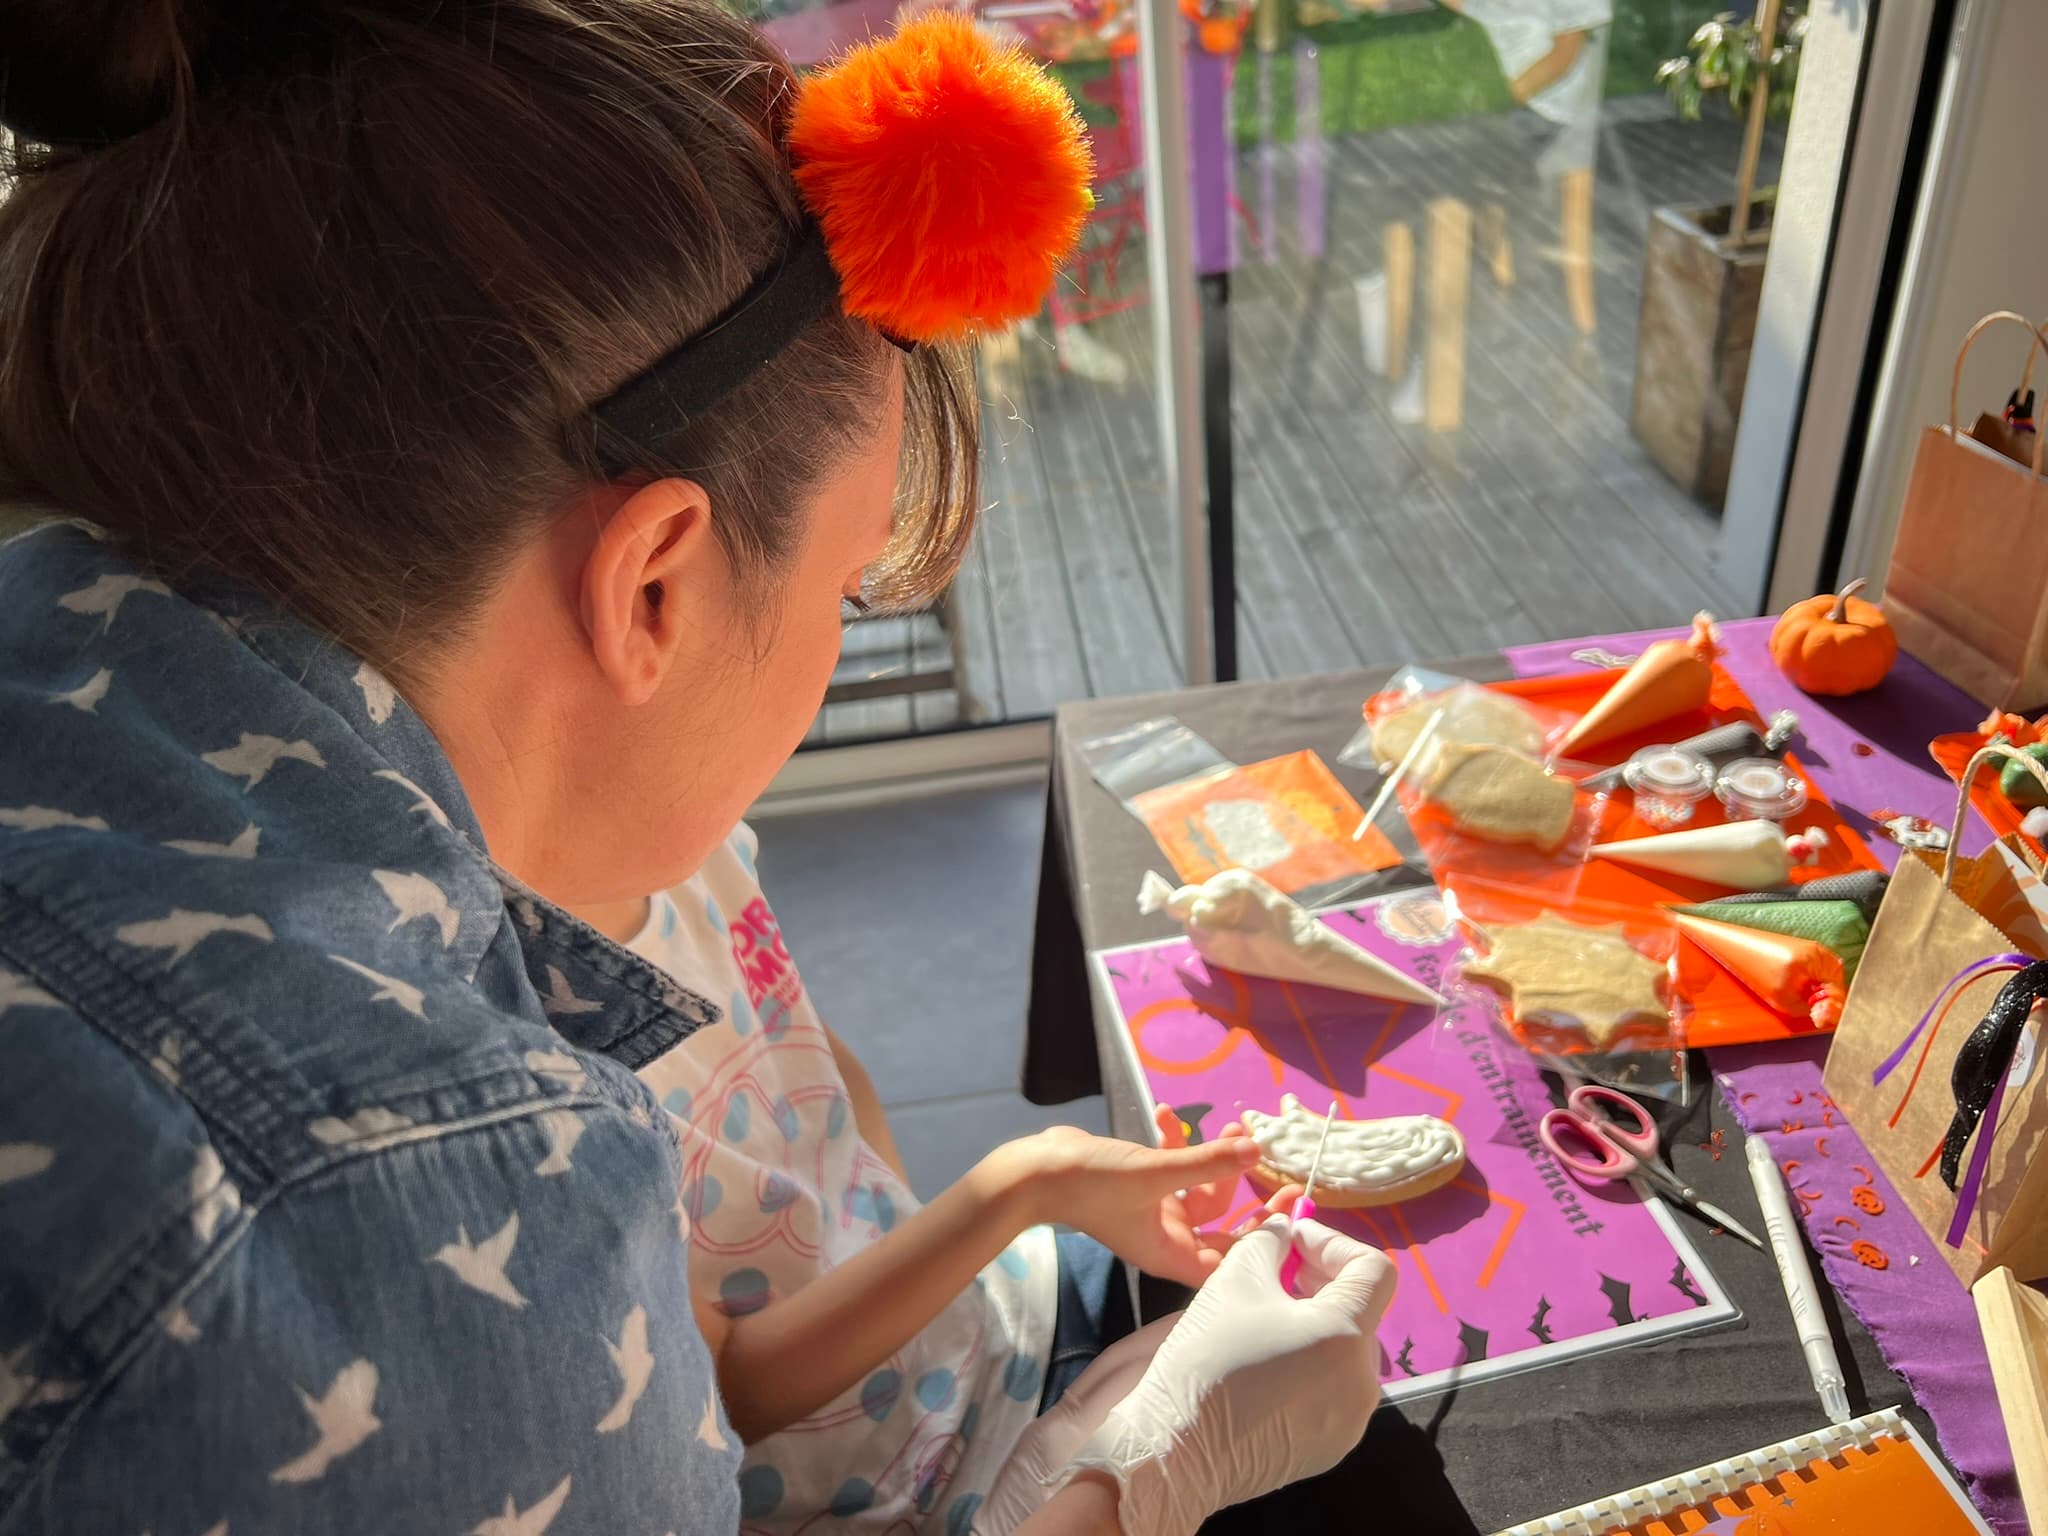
top-left (587, 219), bottom-right (908, 479)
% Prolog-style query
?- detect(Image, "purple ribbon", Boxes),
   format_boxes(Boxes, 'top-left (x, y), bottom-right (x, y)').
top-left (1872, 953), bottom-right (2033, 1085)
top-left (1948, 1075), bottom-right (2011, 1249)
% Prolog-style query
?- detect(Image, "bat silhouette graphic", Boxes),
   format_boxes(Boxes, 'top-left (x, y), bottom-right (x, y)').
top-left (1392, 1337), bottom-right (1418, 1377)
top-left (1456, 1320), bottom-right (1489, 1364)
top-left (1599, 1274), bottom-right (1637, 1328)
top-left (1669, 1261), bottom-right (1707, 1306)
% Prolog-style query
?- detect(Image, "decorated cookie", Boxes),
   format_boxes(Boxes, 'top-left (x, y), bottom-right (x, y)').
top-left (1421, 742), bottom-right (1577, 851)
top-left (1370, 687), bottom-right (1544, 766)
top-left (1239, 1093), bottom-right (1467, 1208)
top-left (1462, 913), bottom-right (1670, 1048)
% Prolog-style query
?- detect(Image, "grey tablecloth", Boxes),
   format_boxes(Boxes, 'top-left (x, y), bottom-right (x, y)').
top-left (1021, 663), bottom-right (1941, 1536)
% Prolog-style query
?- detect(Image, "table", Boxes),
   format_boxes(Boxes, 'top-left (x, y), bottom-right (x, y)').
top-left (1023, 622), bottom-right (2017, 1534)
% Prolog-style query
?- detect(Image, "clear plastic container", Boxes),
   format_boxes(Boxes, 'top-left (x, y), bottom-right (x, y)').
top-left (1714, 757), bottom-right (1811, 823)
top-left (1621, 744), bottom-right (1716, 829)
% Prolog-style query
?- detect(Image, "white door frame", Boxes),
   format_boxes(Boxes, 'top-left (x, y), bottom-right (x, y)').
top-left (1722, 0), bottom-right (1944, 612)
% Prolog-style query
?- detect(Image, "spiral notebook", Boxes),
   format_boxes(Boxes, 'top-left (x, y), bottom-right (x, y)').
top-left (1494, 1409), bottom-right (1991, 1535)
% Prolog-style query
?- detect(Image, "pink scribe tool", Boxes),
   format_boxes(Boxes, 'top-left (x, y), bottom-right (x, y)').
top-left (1277, 1099), bottom-right (1338, 1297)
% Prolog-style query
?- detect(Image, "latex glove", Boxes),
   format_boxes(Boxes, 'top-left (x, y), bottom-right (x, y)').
top-left (978, 1314), bottom-right (1180, 1534)
top-left (1067, 1217), bottom-right (1395, 1536)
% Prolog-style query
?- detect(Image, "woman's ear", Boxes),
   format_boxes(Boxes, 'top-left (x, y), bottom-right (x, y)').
top-left (581, 477), bottom-right (713, 706)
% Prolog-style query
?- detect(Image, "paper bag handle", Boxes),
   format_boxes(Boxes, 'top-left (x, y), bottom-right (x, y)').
top-left (1943, 742), bottom-right (2048, 891)
top-left (1948, 311), bottom-right (2048, 479)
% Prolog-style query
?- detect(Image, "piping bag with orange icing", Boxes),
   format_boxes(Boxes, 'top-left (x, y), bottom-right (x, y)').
top-left (1277, 1099), bottom-right (1339, 1297)
top-left (1557, 614), bottom-right (1721, 757)
top-left (1671, 910), bottom-right (1847, 1026)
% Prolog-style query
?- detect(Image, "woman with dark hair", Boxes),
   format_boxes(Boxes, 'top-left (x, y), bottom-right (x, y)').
top-left (0, 2), bottom-right (1394, 1532)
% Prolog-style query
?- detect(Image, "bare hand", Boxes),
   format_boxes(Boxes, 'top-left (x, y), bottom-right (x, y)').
top-left (990, 1125), bottom-right (1259, 1285)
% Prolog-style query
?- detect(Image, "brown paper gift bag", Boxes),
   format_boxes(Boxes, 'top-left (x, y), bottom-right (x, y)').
top-left (1823, 744), bottom-right (2048, 1286)
top-left (1882, 311), bottom-right (2048, 713)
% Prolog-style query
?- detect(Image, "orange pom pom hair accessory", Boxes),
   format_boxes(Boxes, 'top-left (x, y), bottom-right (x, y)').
top-left (588, 13), bottom-right (1091, 475)
top-left (791, 12), bottom-right (1095, 344)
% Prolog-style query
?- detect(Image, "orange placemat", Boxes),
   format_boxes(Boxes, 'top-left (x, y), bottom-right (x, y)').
top-left (1129, 748), bottom-right (1401, 889)
top-left (1930, 732), bottom-right (2047, 863)
top-left (1388, 665), bottom-right (1884, 1049)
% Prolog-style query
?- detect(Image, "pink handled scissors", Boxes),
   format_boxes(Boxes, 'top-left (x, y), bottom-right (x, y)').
top-left (1539, 1081), bottom-right (1764, 1249)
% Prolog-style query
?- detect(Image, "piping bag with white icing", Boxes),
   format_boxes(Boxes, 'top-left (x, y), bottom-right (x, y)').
top-left (1589, 820), bottom-right (1827, 890)
top-left (1138, 868), bottom-right (1445, 1006)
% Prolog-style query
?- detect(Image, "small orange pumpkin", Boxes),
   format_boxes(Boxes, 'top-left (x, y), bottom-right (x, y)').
top-left (1769, 578), bottom-right (1897, 696)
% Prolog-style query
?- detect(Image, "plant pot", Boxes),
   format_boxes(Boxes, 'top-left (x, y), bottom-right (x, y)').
top-left (1630, 203), bottom-right (1771, 510)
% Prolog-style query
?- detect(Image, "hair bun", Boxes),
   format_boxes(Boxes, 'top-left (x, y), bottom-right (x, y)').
top-left (0, 0), bottom-right (451, 149)
top-left (0, 0), bottom-right (220, 147)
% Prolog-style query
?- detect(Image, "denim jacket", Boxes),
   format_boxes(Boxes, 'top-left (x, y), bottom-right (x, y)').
top-left (0, 523), bottom-right (743, 1534)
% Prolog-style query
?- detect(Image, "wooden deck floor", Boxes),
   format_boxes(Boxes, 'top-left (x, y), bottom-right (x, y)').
top-left (816, 97), bottom-right (1782, 743)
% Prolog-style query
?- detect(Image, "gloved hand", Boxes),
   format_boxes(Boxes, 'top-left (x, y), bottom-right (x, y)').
top-left (1065, 1216), bottom-right (1395, 1536)
top-left (978, 1313), bottom-right (1181, 1533)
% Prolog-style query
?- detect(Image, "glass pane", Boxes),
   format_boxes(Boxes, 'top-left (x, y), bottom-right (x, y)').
top-left (1216, 0), bottom-right (1810, 672)
top-left (763, 0), bottom-right (1187, 745)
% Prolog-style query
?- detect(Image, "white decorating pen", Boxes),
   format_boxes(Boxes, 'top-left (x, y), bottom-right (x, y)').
top-left (1278, 1099), bottom-right (1338, 1296)
top-left (1354, 709), bottom-right (1443, 841)
top-left (1745, 1134), bottom-right (1852, 1423)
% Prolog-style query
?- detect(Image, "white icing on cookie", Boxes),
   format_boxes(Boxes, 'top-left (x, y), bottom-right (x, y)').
top-left (1240, 1093), bottom-right (1465, 1192)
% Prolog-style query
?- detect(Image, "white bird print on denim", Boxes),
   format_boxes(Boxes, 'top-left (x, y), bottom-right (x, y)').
top-left (539, 965), bottom-right (602, 1017)
top-left (532, 1109), bottom-right (585, 1177)
top-left (524, 1048), bottom-right (586, 1093)
top-left (164, 823), bottom-right (261, 859)
top-left (269, 1358), bottom-right (382, 1485)
top-left (202, 733), bottom-right (327, 789)
top-left (151, 1032), bottom-right (184, 1086)
top-left (431, 1213), bottom-right (528, 1308)
top-left (0, 1345), bottom-right (81, 1417)
top-left (373, 768), bottom-right (452, 829)
top-left (596, 1305), bottom-right (653, 1433)
top-left (55, 572), bottom-right (170, 629)
top-left (471, 1475), bottom-right (572, 1536)
top-left (162, 1305), bottom-right (202, 1344)
top-left (308, 1106), bottom-right (414, 1146)
top-left (117, 910), bottom-right (274, 966)
top-left (49, 667), bottom-right (111, 713)
top-left (0, 805), bottom-right (109, 833)
top-left (0, 1144), bottom-right (55, 1185)
top-left (0, 971), bottom-right (60, 1016)
top-left (374, 869), bottom-right (460, 947)
top-left (328, 954), bottom-right (428, 1019)
top-left (353, 661), bottom-right (397, 725)
top-left (188, 1144), bottom-right (242, 1244)
top-left (697, 1392), bottom-right (729, 1451)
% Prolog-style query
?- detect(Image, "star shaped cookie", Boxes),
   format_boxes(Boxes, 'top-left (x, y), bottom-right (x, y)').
top-left (1462, 912), bottom-right (1669, 1047)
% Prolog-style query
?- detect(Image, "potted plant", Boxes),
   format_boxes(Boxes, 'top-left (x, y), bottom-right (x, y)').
top-left (1630, 2), bottom-right (1806, 509)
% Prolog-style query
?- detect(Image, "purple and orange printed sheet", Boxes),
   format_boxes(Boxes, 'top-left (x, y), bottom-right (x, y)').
top-left (1094, 888), bottom-right (1738, 1399)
